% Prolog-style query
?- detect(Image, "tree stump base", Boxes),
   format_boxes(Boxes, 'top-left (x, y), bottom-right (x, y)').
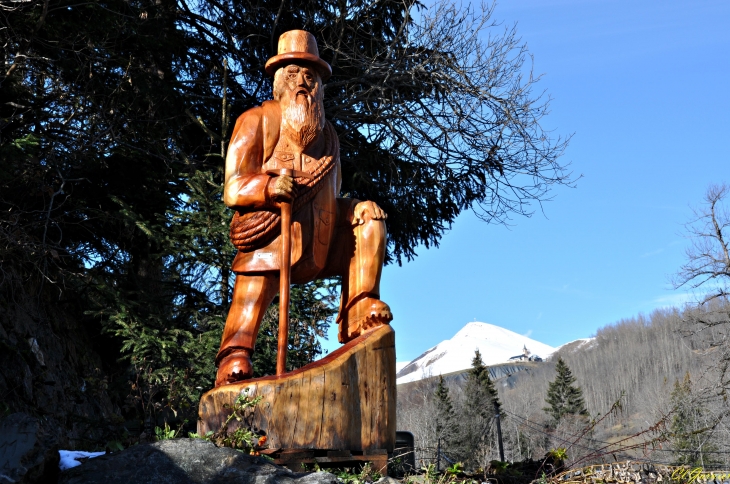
top-left (198, 324), bottom-right (396, 460)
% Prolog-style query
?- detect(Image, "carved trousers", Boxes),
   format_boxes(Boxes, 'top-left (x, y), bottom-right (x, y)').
top-left (216, 211), bottom-right (386, 366)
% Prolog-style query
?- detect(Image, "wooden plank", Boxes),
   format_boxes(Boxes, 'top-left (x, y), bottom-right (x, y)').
top-left (291, 371), bottom-right (310, 443)
top-left (300, 368), bottom-right (325, 447)
top-left (369, 454), bottom-right (388, 476)
top-left (241, 382), bottom-right (259, 434)
top-left (370, 329), bottom-right (396, 451)
top-left (356, 333), bottom-right (371, 449)
top-left (346, 347), bottom-right (363, 449)
top-left (319, 362), bottom-right (346, 449)
top-left (277, 375), bottom-right (302, 447)
top-left (326, 450), bottom-right (352, 457)
top-left (278, 449), bottom-right (315, 461)
top-left (253, 381), bottom-right (274, 438)
top-left (385, 329), bottom-right (397, 452)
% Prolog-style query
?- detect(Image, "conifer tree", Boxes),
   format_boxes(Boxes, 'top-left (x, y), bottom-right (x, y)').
top-left (466, 350), bottom-right (501, 414)
top-left (1, 0), bottom-right (572, 438)
top-left (670, 373), bottom-right (718, 467)
top-left (458, 350), bottom-right (501, 469)
top-left (544, 357), bottom-right (589, 423)
top-left (435, 375), bottom-right (457, 454)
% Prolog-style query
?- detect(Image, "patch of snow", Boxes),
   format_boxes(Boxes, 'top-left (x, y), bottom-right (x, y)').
top-left (547, 337), bottom-right (597, 357)
top-left (396, 321), bottom-right (557, 385)
top-left (395, 361), bottom-right (411, 373)
top-left (59, 450), bottom-right (106, 471)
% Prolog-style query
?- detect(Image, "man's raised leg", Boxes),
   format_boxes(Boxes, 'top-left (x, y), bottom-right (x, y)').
top-left (336, 212), bottom-right (392, 343)
top-left (215, 273), bottom-right (278, 386)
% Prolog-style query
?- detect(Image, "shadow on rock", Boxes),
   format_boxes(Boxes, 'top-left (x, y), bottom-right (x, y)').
top-left (59, 438), bottom-right (339, 484)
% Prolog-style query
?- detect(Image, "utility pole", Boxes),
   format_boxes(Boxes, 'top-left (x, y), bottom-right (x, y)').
top-left (494, 400), bottom-right (505, 462)
top-left (436, 437), bottom-right (441, 472)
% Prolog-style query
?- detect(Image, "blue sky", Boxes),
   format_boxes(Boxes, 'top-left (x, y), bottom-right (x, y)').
top-left (321, 0), bottom-right (730, 363)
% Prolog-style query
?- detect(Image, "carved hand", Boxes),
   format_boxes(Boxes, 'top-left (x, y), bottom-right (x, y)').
top-left (353, 200), bottom-right (387, 225)
top-left (267, 174), bottom-right (294, 203)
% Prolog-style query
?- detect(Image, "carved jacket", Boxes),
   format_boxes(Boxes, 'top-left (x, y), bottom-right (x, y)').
top-left (225, 100), bottom-right (342, 274)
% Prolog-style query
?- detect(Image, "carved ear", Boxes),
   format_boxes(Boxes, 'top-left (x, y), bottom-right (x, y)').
top-left (261, 100), bottom-right (281, 163)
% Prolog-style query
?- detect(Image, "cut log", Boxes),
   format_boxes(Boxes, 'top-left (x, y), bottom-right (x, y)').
top-left (198, 324), bottom-right (396, 452)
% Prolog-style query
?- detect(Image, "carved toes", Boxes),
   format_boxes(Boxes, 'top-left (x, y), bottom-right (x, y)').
top-left (340, 297), bottom-right (393, 343)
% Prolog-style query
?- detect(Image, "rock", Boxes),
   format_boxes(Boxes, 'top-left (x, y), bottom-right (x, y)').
top-left (59, 438), bottom-right (340, 484)
top-left (1, 282), bottom-right (123, 451)
top-left (0, 412), bottom-right (60, 484)
top-left (375, 477), bottom-right (402, 484)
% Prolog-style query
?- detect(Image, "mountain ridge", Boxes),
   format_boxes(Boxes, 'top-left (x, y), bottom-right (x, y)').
top-left (395, 321), bottom-right (558, 384)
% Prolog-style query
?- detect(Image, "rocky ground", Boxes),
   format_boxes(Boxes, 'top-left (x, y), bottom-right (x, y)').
top-left (57, 438), bottom-right (340, 484)
top-left (1, 424), bottom-right (346, 484)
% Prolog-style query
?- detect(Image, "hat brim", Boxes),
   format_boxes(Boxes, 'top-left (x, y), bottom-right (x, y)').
top-left (265, 53), bottom-right (332, 81)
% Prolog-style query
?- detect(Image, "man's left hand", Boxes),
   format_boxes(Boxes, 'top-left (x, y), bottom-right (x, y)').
top-left (353, 201), bottom-right (387, 225)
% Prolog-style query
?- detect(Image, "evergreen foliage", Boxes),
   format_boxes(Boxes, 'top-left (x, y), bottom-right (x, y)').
top-left (458, 350), bottom-right (501, 469)
top-left (670, 372), bottom-right (719, 467)
top-left (466, 350), bottom-right (501, 412)
top-left (434, 376), bottom-right (457, 453)
top-left (1, 0), bottom-right (571, 437)
top-left (544, 357), bottom-right (589, 423)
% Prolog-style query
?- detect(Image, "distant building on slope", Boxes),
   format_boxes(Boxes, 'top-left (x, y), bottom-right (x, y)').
top-left (508, 344), bottom-right (543, 362)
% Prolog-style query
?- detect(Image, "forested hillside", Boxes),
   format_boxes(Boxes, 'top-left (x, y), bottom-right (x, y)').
top-left (398, 298), bottom-right (730, 471)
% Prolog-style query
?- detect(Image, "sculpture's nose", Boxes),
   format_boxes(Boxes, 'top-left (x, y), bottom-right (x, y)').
top-left (296, 72), bottom-right (308, 89)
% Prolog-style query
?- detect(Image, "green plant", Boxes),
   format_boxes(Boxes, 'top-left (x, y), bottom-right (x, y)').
top-left (207, 390), bottom-right (266, 452)
top-left (224, 391), bottom-right (264, 426)
top-left (546, 448), bottom-right (568, 462)
top-left (105, 440), bottom-right (125, 452)
top-left (186, 391), bottom-right (266, 453)
top-left (422, 463), bottom-right (439, 482)
top-left (154, 421), bottom-right (178, 441)
top-left (335, 463), bottom-right (382, 484)
top-left (446, 462), bottom-right (464, 476)
top-left (335, 468), bottom-right (360, 484)
top-left (489, 460), bottom-right (510, 474)
top-left (387, 455), bottom-right (404, 477)
top-left (219, 426), bottom-right (259, 450)
top-left (188, 430), bottom-right (214, 439)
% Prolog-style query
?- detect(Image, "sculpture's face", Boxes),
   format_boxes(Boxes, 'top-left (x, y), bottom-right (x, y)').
top-left (274, 64), bottom-right (322, 101)
top-left (275, 64), bottom-right (325, 148)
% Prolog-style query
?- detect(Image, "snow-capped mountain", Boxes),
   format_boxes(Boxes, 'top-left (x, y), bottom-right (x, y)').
top-left (396, 321), bottom-right (557, 384)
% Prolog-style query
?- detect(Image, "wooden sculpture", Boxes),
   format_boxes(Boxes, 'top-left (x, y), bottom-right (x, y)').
top-left (199, 29), bottom-right (396, 467)
top-left (216, 29), bottom-right (392, 388)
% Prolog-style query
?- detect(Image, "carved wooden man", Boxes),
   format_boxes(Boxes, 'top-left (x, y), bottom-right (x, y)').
top-left (216, 30), bottom-right (392, 387)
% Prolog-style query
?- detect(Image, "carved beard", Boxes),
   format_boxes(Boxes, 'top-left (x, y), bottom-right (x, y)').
top-left (280, 90), bottom-right (324, 149)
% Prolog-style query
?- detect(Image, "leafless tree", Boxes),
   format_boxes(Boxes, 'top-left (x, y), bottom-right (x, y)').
top-left (674, 183), bottom-right (730, 303)
top-left (672, 183), bottom-right (730, 405)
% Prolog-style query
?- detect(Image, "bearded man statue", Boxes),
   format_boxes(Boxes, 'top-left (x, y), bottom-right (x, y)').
top-left (216, 30), bottom-right (392, 387)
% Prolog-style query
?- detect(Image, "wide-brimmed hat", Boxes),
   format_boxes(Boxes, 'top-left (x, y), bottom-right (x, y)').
top-left (265, 30), bottom-right (332, 81)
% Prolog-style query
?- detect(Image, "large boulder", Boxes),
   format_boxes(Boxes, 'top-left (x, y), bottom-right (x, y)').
top-left (0, 412), bottom-right (59, 484)
top-left (59, 438), bottom-right (340, 484)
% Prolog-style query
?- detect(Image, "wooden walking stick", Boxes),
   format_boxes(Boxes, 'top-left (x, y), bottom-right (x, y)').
top-left (268, 162), bottom-right (312, 376)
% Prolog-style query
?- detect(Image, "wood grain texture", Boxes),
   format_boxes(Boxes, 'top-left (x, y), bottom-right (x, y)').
top-left (198, 324), bottom-right (396, 452)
